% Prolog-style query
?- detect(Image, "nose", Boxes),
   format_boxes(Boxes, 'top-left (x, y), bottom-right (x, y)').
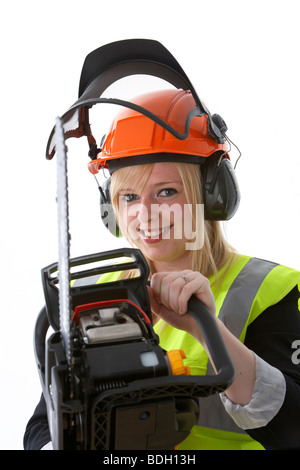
top-left (136, 201), bottom-right (149, 225)
top-left (131, 196), bottom-right (159, 227)
top-left (136, 195), bottom-right (153, 225)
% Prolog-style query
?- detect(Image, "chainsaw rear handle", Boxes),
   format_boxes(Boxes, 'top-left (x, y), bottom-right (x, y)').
top-left (188, 295), bottom-right (235, 387)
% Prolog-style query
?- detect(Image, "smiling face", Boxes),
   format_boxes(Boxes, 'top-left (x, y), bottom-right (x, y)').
top-left (113, 162), bottom-right (200, 270)
top-left (110, 161), bottom-right (232, 278)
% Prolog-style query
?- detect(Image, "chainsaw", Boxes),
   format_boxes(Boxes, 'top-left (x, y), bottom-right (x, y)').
top-left (33, 40), bottom-right (235, 450)
top-left (34, 119), bottom-right (234, 450)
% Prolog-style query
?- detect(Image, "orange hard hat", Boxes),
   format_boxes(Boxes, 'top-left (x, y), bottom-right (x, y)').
top-left (88, 88), bottom-right (230, 175)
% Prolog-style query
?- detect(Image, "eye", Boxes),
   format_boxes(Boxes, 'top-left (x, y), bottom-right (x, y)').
top-left (121, 193), bottom-right (139, 203)
top-left (158, 188), bottom-right (177, 197)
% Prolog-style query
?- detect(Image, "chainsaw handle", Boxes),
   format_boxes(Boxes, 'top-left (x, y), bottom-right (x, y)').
top-left (34, 306), bottom-right (50, 393)
top-left (188, 295), bottom-right (235, 385)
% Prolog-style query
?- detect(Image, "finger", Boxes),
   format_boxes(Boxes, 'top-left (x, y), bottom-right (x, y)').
top-left (151, 273), bottom-right (176, 308)
top-left (168, 275), bottom-right (193, 313)
top-left (153, 271), bottom-right (193, 313)
top-left (147, 285), bottom-right (161, 316)
top-left (178, 275), bottom-right (215, 316)
top-left (158, 272), bottom-right (182, 311)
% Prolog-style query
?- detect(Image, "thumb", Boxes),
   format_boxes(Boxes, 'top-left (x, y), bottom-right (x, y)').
top-left (147, 285), bottom-right (162, 315)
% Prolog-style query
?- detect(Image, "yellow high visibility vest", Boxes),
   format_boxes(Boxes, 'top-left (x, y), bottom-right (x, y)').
top-left (154, 254), bottom-right (300, 450)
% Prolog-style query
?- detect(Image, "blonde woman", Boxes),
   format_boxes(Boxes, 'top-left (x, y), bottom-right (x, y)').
top-left (25, 88), bottom-right (300, 450)
top-left (94, 89), bottom-right (300, 450)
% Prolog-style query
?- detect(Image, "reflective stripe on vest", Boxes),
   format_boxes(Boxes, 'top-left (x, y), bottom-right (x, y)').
top-left (217, 257), bottom-right (279, 339)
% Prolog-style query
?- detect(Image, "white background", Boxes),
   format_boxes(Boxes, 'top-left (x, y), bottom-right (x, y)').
top-left (1, 0), bottom-right (299, 450)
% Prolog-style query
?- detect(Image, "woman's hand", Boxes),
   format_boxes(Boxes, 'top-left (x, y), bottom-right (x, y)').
top-left (149, 271), bottom-right (256, 405)
top-left (148, 270), bottom-right (216, 342)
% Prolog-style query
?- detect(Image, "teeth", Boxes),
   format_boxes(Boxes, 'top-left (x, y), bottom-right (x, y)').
top-left (143, 230), bottom-right (162, 237)
top-left (141, 227), bottom-right (171, 238)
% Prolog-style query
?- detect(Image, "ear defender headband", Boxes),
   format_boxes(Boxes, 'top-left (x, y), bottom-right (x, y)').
top-left (45, 39), bottom-right (241, 238)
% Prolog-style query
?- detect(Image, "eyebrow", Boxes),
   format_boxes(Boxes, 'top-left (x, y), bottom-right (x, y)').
top-left (154, 180), bottom-right (183, 186)
top-left (119, 181), bottom-right (183, 191)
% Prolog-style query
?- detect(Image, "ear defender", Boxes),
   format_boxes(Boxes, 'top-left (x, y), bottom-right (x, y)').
top-left (99, 178), bottom-right (121, 237)
top-left (201, 154), bottom-right (240, 221)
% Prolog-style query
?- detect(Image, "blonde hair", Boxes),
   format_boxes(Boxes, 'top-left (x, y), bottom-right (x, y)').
top-left (110, 162), bottom-right (235, 280)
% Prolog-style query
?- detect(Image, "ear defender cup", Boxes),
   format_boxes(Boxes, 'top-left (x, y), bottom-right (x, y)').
top-left (99, 178), bottom-right (121, 237)
top-left (201, 155), bottom-right (240, 221)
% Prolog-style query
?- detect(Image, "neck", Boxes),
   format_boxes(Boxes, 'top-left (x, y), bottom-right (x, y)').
top-left (152, 252), bottom-right (192, 273)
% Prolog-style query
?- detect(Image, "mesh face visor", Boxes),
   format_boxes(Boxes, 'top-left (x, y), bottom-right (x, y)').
top-left (45, 40), bottom-right (227, 161)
